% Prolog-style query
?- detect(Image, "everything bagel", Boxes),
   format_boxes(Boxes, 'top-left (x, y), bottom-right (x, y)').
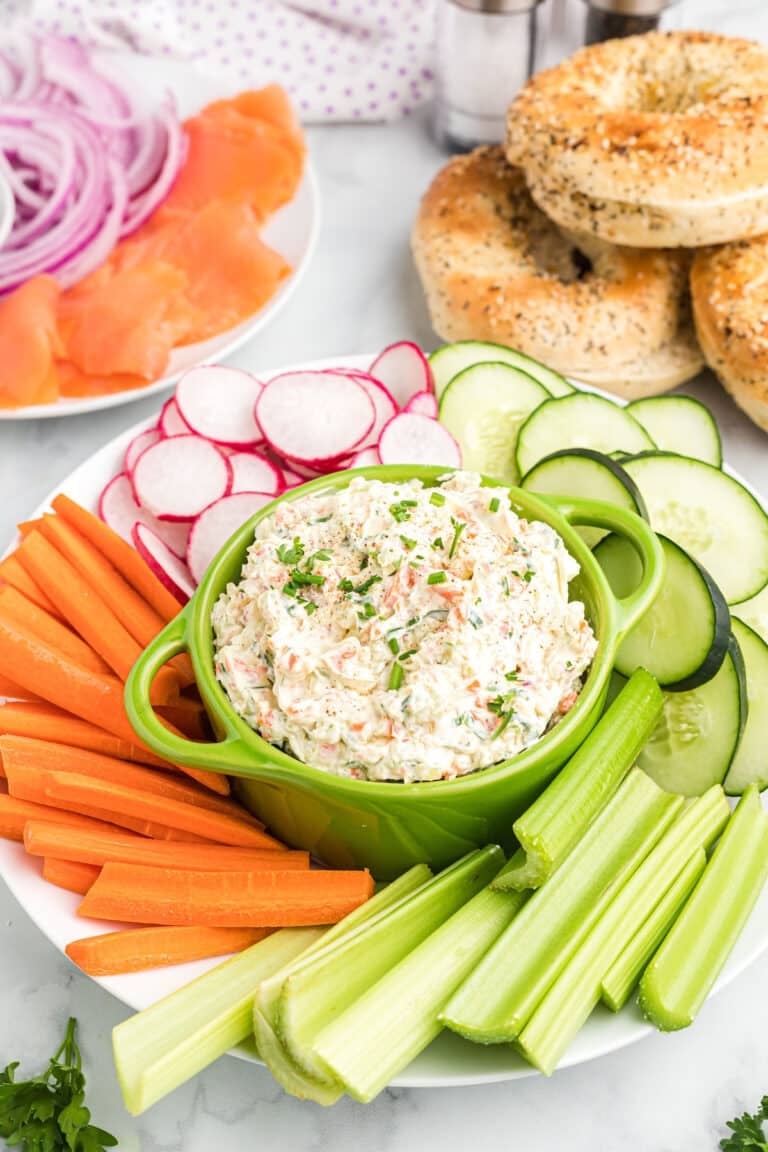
top-left (692, 237), bottom-right (768, 431)
top-left (506, 32), bottom-right (768, 248)
top-left (412, 147), bottom-right (701, 395)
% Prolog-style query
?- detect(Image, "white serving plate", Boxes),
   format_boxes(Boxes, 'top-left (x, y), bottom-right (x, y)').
top-left (0, 52), bottom-right (319, 420)
top-left (0, 355), bottom-right (766, 1089)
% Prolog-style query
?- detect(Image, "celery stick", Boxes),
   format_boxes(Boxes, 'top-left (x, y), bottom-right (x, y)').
top-left (315, 887), bottom-right (528, 1102)
top-left (115, 866), bottom-right (431, 1116)
top-left (601, 848), bottom-right (706, 1012)
top-left (253, 1009), bottom-right (344, 1106)
top-left (639, 785), bottom-right (768, 1031)
top-left (256, 863), bottom-right (432, 1028)
top-left (279, 845), bottom-right (504, 1079)
top-left (253, 864), bottom-right (433, 1103)
top-left (113, 927), bottom-right (325, 1116)
top-left (517, 786), bottom-right (729, 1074)
top-left (441, 768), bottom-right (682, 1043)
top-left (494, 669), bottom-right (663, 891)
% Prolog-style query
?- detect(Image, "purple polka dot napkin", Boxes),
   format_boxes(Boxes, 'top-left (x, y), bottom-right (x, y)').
top-left (10, 0), bottom-right (437, 121)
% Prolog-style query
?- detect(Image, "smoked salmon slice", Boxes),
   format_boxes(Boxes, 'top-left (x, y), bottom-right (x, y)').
top-left (0, 275), bottom-right (62, 408)
top-left (58, 263), bottom-right (200, 380)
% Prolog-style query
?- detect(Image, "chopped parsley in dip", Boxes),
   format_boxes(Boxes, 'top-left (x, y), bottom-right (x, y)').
top-left (212, 471), bottom-right (597, 782)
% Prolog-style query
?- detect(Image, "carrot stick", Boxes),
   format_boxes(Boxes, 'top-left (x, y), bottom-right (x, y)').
top-left (24, 823), bottom-right (304, 870)
top-left (43, 857), bottom-right (100, 895)
top-left (39, 771), bottom-right (273, 848)
top-left (15, 532), bottom-right (179, 703)
top-left (0, 702), bottom-right (172, 769)
top-left (0, 553), bottom-right (61, 618)
top-left (4, 761), bottom-right (215, 842)
top-left (16, 519), bottom-right (42, 537)
top-left (78, 862), bottom-right (375, 926)
top-left (51, 495), bottom-right (183, 622)
top-left (0, 736), bottom-right (265, 827)
top-left (0, 794), bottom-right (130, 841)
top-left (0, 612), bottom-right (145, 743)
top-left (65, 925), bottom-right (271, 975)
top-left (157, 701), bottom-right (211, 742)
top-left (37, 515), bottom-right (167, 647)
top-left (0, 584), bottom-right (111, 676)
top-left (0, 673), bottom-right (41, 702)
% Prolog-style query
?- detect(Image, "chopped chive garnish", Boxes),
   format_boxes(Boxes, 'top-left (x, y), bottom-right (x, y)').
top-left (390, 500), bottom-right (417, 523)
top-left (489, 497), bottom-right (500, 513)
top-left (505, 670), bottom-right (518, 681)
top-left (406, 616), bottom-right (420, 627)
top-left (311, 515), bottom-right (332, 524)
top-left (448, 517), bottom-right (466, 560)
top-left (502, 576), bottom-right (510, 596)
top-left (358, 602), bottom-right (377, 620)
top-left (388, 663), bottom-right (404, 691)
top-left (427, 571), bottom-right (447, 585)
top-left (523, 569), bottom-right (534, 583)
top-left (400, 535), bottom-right (417, 551)
top-left (360, 554), bottom-right (369, 570)
top-left (468, 610), bottom-right (484, 630)
top-left (304, 601), bottom-right (317, 616)
top-left (399, 648), bottom-right (418, 662)
top-left (388, 637), bottom-right (400, 655)
top-left (340, 574), bottom-right (382, 596)
top-left (432, 536), bottom-right (444, 550)
top-left (429, 491), bottom-right (446, 507)
top-left (276, 537), bottom-right (304, 565)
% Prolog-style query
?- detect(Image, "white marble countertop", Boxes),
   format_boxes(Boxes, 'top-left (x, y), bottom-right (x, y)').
top-left (4, 11), bottom-right (768, 1148)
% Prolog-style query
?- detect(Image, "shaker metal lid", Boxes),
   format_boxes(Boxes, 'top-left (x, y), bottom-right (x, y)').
top-left (448, 0), bottom-right (544, 13)
top-left (581, 0), bottom-right (677, 14)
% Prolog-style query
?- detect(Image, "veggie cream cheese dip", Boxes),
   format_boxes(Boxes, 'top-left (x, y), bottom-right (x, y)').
top-left (212, 472), bottom-right (597, 782)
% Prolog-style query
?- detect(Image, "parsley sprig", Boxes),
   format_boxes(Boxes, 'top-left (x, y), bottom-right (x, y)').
top-left (0, 1018), bottom-right (117, 1152)
top-left (720, 1096), bottom-right (768, 1150)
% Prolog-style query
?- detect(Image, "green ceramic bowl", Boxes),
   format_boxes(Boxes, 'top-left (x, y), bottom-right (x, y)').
top-left (126, 466), bottom-right (663, 879)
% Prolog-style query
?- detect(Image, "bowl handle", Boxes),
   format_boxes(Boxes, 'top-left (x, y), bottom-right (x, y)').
top-left (125, 611), bottom-right (252, 774)
top-left (552, 496), bottom-right (664, 638)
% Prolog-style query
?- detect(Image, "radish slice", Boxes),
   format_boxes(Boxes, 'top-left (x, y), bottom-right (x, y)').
top-left (187, 492), bottom-right (274, 585)
top-left (377, 413), bottom-right (462, 467)
top-left (124, 427), bottom-right (161, 474)
top-left (99, 472), bottom-right (191, 557)
top-left (256, 371), bottom-right (375, 465)
top-left (404, 391), bottom-right (439, 419)
top-left (131, 435), bottom-right (232, 521)
top-left (355, 375), bottom-right (397, 446)
top-left (159, 398), bottom-right (191, 438)
top-left (229, 452), bottom-right (284, 495)
top-left (176, 366), bottom-right (264, 447)
top-left (133, 523), bottom-right (195, 604)
top-left (348, 447), bottom-right (380, 468)
top-left (369, 342), bottom-right (433, 408)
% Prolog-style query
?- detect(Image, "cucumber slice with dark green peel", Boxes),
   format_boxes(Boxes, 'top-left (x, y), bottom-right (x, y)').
top-left (594, 533), bottom-right (730, 690)
top-left (637, 637), bottom-right (747, 797)
top-left (438, 362), bottom-right (550, 484)
top-left (723, 619), bottom-right (768, 795)
top-left (731, 583), bottom-right (768, 645)
top-left (622, 453), bottom-right (768, 604)
top-left (520, 449), bottom-right (648, 549)
top-left (515, 393), bottom-right (655, 478)
top-left (429, 340), bottom-right (573, 400)
top-left (627, 396), bottom-right (722, 468)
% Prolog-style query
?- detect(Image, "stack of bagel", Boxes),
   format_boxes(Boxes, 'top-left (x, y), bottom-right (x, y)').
top-left (413, 30), bottom-right (768, 428)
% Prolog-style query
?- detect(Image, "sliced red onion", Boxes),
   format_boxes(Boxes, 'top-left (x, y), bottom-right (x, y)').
top-left (0, 35), bottom-right (186, 295)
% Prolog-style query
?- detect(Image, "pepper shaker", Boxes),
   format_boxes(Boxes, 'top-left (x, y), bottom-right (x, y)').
top-left (433, 0), bottom-right (545, 153)
top-left (580, 0), bottom-right (680, 45)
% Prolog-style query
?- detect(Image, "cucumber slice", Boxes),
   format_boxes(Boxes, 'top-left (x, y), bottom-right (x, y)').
top-left (637, 637), bottom-right (747, 797)
top-left (429, 340), bottom-right (573, 400)
top-left (723, 619), bottom-right (768, 795)
top-left (622, 453), bottom-right (768, 604)
top-left (520, 448), bottom-right (647, 548)
top-left (594, 533), bottom-right (730, 690)
top-left (732, 582), bottom-right (768, 645)
top-left (627, 396), bottom-right (722, 468)
top-left (438, 362), bottom-right (550, 484)
top-left (515, 394), bottom-right (655, 478)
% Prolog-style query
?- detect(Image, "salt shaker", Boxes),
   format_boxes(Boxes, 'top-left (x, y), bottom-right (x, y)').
top-left (581, 0), bottom-right (680, 44)
top-left (433, 0), bottom-right (545, 153)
